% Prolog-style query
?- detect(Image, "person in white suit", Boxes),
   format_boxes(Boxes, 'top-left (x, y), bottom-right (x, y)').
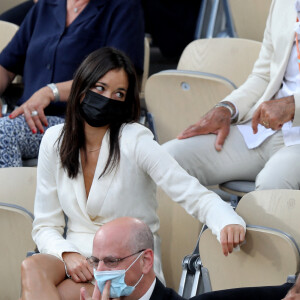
top-left (164, 0), bottom-right (300, 190)
top-left (20, 47), bottom-right (245, 300)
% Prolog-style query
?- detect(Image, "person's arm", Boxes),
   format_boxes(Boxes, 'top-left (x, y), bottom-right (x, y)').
top-left (32, 126), bottom-right (81, 258)
top-left (105, 0), bottom-right (144, 74)
top-left (9, 80), bottom-right (72, 133)
top-left (0, 65), bottom-right (15, 95)
top-left (32, 127), bottom-right (76, 254)
top-left (221, 0), bottom-right (275, 122)
top-left (0, 2), bottom-right (72, 129)
top-left (129, 125), bottom-right (246, 256)
top-left (0, 65), bottom-right (15, 116)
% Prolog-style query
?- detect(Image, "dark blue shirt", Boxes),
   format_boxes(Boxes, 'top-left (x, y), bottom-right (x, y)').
top-left (0, 0), bottom-right (144, 115)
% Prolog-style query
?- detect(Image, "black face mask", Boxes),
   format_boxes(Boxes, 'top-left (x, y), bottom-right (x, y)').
top-left (80, 90), bottom-right (127, 127)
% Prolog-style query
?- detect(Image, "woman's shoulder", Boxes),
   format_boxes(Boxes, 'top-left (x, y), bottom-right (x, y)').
top-left (42, 123), bottom-right (64, 145)
top-left (38, 124), bottom-right (64, 163)
top-left (121, 122), bottom-right (154, 139)
top-left (119, 123), bottom-right (157, 157)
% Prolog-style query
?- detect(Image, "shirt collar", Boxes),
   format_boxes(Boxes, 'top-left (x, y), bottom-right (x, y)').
top-left (139, 278), bottom-right (156, 300)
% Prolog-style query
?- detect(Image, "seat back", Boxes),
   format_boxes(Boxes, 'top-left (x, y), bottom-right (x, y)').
top-left (0, 167), bottom-right (37, 215)
top-left (157, 188), bottom-right (203, 290)
top-left (0, 204), bottom-right (36, 300)
top-left (236, 189), bottom-right (300, 249)
top-left (0, 20), bottom-right (19, 52)
top-left (178, 38), bottom-right (262, 87)
top-left (199, 226), bottom-right (300, 291)
top-left (145, 38), bottom-right (261, 291)
top-left (145, 71), bottom-right (235, 143)
top-left (228, 0), bottom-right (272, 42)
top-left (140, 36), bottom-right (150, 99)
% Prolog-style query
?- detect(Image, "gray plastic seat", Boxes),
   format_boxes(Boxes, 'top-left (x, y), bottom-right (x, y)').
top-left (219, 180), bottom-right (255, 197)
top-left (22, 158), bottom-right (38, 167)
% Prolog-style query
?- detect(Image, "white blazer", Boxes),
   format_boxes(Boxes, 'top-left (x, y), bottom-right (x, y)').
top-left (223, 0), bottom-right (300, 127)
top-left (32, 123), bottom-right (245, 281)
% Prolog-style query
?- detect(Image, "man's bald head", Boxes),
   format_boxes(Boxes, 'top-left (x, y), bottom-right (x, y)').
top-left (93, 217), bottom-right (154, 254)
top-left (92, 218), bottom-right (156, 298)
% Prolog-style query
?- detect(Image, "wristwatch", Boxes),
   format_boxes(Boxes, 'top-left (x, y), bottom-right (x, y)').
top-left (215, 102), bottom-right (237, 120)
top-left (47, 83), bottom-right (60, 102)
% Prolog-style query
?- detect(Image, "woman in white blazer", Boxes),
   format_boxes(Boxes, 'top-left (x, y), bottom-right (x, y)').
top-left (21, 47), bottom-right (246, 300)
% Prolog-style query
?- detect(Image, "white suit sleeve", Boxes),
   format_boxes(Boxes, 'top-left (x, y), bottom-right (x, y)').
top-left (127, 125), bottom-right (246, 241)
top-left (32, 128), bottom-right (81, 259)
top-left (222, 0), bottom-right (275, 122)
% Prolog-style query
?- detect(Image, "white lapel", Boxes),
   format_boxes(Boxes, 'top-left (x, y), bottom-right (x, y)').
top-left (86, 130), bottom-right (116, 219)
top-left (70, 153), bottom-right (89, 218)
top-left (246, 1), bottom-right (298, 120)
top-left (270, 1), bottom-right (297, 87)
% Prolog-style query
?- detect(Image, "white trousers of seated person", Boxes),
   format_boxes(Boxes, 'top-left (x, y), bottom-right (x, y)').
top-left (163, 126), bottom-right (300, 190)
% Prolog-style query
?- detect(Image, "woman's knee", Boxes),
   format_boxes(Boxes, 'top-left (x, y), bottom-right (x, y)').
top-left (21, 254), bottom-right (65, 284)
top-left (21, 255), bottom-right (43, 287)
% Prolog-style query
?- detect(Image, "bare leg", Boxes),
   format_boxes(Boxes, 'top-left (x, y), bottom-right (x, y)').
top-left (21, 254), bottom-right (66, 300)
top-left (57, 279), bottom-right (94, 300)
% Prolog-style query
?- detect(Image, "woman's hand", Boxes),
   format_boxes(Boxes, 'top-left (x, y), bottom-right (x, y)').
top-left (9, 86), bottom-right (53, 134)
top-left (62, 252), bottom-right (94, 283)
top-left (220, 224), bottom-right (245, 256)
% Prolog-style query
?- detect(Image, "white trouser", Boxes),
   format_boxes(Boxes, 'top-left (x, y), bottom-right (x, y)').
top-left (163, 126), bottom-right (300, 190)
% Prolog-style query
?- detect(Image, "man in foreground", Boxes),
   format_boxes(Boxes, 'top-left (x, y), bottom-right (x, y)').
top-left (80, 217), bottom-right (299, 300)
top-left (80, 217), bottom-right (185, 300)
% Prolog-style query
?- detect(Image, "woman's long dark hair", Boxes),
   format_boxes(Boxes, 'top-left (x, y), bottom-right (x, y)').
top-left (58, 47), bottom-right (140, 178)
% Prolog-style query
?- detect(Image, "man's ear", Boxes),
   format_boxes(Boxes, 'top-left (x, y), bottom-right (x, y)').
top-left (141, 249), bottom-right (154, 274)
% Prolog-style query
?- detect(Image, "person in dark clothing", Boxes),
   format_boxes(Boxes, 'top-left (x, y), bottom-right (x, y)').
top-left (142, 0), bottom-right (201, 58)
top-left (0, 0), bottom-right (36, 26)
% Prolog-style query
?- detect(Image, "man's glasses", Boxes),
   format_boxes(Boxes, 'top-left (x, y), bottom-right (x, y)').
top-left (87, 249), bottom-right (145, 269)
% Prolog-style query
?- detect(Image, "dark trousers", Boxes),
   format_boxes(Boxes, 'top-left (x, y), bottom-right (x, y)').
top-left (0, 1), bottom-right (35, 26)
top-left (194, 283), bottom-right (293, 300)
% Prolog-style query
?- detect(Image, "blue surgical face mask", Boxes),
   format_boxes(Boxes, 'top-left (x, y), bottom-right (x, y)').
top-left (94, 251), bottom-right (144, 298)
